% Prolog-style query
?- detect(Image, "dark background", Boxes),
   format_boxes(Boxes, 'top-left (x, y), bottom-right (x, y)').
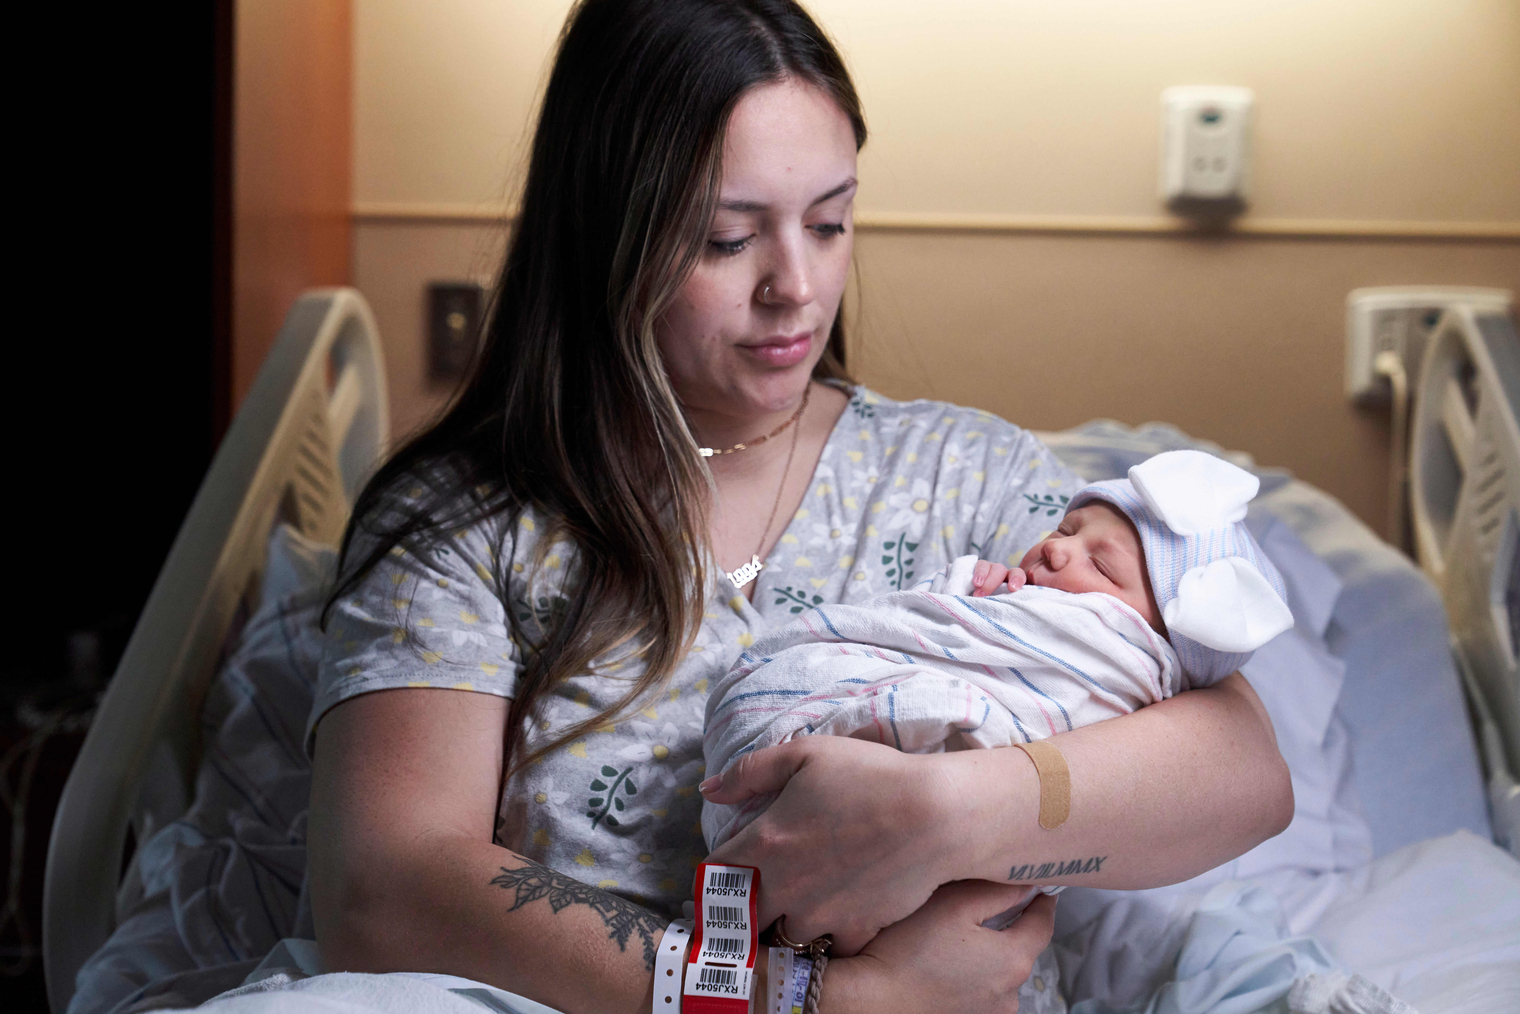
top-left (5, 5), bottom-right (231, 1008)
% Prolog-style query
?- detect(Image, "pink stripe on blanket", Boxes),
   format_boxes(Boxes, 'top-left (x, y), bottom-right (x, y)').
top-left (799, 612), bottom-right (843, 642)
top-left (868, 693), bottom-right (887, 744)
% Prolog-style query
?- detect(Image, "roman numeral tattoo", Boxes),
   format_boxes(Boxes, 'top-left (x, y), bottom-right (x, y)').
top-left (489, 861), bottom-right (666, 971)
top-left (1008, 855), bottom-right (1107, 880)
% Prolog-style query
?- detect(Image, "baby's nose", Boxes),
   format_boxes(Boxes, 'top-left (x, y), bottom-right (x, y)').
top-left (1042, 539), bottom-right (1069, 568)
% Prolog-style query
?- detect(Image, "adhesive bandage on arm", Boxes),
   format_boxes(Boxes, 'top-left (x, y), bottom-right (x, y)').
top-left (1013, 740), bottom-right (1071, 829)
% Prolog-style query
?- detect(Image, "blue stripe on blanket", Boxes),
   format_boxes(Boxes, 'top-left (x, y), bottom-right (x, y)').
top-left (815, 606), bottom-right (846, 640)
top-left (954, 698), bottom-right (992, 735)
top-left (1009, 706), bottom-right (1033, 743)
top-left (1007, 664), bottom-right (1074, 732)
top-left (953, 596), bottom-right (1124, 704)
top-left (711, 687), bottom-right (813, 716)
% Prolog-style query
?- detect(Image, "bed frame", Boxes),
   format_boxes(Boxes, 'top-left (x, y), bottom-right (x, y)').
top-left (42, 289), bottom-right (388, 1014)
top-left (1409, 301), bottom-right (1520, 856)
top-left (42, 286), bottom-right (1520, 1012)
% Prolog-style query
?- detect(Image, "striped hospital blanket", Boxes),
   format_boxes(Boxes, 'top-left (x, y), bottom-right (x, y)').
top-left (702, 563), bottom-right (1184, 850)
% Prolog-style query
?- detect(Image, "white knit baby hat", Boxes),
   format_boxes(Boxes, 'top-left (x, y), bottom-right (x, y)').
top-left (1066, 450), bottom-right (1294, 684)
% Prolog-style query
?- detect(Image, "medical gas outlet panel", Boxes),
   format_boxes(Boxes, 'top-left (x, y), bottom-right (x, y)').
top-left (1159, 86), bottom-right (1253, 207)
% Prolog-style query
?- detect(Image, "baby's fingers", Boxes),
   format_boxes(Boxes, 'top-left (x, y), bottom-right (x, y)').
top-left (972, 561), bottom-right (1010, 597)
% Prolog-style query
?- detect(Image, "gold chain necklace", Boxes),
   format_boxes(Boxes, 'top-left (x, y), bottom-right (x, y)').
top-left (716, 385), bottom-right (811, 590)
top-left (697, 388), bottom-right (811, 458)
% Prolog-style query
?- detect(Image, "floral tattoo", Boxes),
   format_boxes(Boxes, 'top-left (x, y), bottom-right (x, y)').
top-left (489, 860), bottom-right (665, 970)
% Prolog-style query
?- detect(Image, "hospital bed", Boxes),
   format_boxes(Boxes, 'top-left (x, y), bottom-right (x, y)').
top-left (42, 289), bottom-right (1520, 1014)
top-left (1408, 303), bottom-right (1520, 852)
top-left (44, 289), bottom-right (388, 1014)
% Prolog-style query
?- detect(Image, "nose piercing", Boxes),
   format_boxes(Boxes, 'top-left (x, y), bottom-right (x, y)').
top-left (760, 284), bottom-right (773, 305)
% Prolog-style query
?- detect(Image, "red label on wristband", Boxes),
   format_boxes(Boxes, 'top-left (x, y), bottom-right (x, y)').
top-left (685, 863), bottom-right (761, 1014)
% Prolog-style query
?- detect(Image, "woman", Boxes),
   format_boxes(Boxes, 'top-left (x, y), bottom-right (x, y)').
top-left (306, 1), bottom-right (1293, 1011)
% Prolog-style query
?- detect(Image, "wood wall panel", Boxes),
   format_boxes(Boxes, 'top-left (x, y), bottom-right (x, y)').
top-left (233, 0), bottom-right (352, 414)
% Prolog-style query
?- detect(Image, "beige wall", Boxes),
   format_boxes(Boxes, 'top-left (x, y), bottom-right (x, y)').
top-left (352, 219), bottom-right (505, 440)
top-left (351, 0), bottom-right (1520, 537)
top-left (852, 231), bottom-right (1520, 530)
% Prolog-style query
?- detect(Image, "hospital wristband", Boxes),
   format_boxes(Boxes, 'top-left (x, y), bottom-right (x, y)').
top-left (1014, 740), bottom-right (1071, 829)
top-left (686, 863), bottom-right (762, 1014)
top-left (654, 918), bottom-right (694, 1012)
top-left (766, 945), bottom-right (813, 1014)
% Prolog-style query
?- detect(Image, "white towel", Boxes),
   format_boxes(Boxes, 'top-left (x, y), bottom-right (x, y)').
top-left (702, 557), bottom-right (1182, 849)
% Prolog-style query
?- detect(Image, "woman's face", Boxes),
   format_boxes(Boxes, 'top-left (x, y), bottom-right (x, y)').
top-left (657, 78), bottom-right (859, 421)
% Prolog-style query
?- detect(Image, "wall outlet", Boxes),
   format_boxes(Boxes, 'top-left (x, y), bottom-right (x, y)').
top-left (427, 281), bottom-right (486, 382)
top-left (1345, 286), bottom-right (1513, 403)
top-left (1160, 86), bottom-right (1253, 209)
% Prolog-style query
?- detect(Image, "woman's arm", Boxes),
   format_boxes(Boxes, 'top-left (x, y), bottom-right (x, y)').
top-left (307, 687), bottom-right (668, 1013)
top-left (704, 672), bottom-right (1292, 954)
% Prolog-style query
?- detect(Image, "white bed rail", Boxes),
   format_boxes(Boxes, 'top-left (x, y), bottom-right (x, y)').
top-left (43, 289), bottom-right (389, 1012)
top-left (1409, 302), bottom-right (1520, 855)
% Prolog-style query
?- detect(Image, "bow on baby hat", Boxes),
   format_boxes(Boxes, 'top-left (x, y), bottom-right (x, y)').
top-left (1126, 451), bottom-right (1294, 654)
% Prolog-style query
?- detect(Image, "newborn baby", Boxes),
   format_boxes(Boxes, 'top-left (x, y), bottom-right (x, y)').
top-left (973, 495), bottom-right (1163, 629)
top-left (702, 449), bottom-right (1295, 850)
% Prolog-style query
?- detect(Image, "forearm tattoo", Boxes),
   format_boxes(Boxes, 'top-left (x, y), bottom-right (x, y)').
top-left (1008, 855), bottom-right (1107, 880)
top-left (489, 861), bottom-right (665, 970)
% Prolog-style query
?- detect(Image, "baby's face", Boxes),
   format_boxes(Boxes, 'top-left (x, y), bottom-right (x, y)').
top-left (1018, 502), bottom-right (1164, 632)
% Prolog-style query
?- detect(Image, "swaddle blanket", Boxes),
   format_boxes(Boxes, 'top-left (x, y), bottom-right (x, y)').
top-left (701, 557), bottom-right (1184, 850)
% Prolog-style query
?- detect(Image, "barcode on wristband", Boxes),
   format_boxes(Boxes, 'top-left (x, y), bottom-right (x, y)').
top-left (703, 936), bottom-right (747, 959)
top-left (687, 863), bottom-right (760, 1013)
top-left (707, 904), bottom-right (744, 926)
top-left (704, 869), bottom-right (752, 897)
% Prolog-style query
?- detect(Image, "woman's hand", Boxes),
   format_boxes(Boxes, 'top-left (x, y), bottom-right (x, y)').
top-left (702, 736), bottom-right (960, 955)
top-left (826, 885), bottom-right (1057, 1014)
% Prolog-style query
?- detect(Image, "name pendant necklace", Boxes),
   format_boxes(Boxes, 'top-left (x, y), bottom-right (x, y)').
top-left (700, 383), bottom-right (811, 590)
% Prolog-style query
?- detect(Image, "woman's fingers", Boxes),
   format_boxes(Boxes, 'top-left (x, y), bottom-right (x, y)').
top-left (699, 740), bottom-right (808, 804)
top-left (977, 885), bottom-right (1042, 930)
top-left (838, 881), bottom-right (1059, 1013)
top-left (1004, 891), bottom-right (1056, 945)
top-left (936, 879), bottom-right (1044, 926)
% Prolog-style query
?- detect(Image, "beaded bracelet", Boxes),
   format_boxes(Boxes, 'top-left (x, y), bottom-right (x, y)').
top-left (770, 917), bottom-right (831, 1014)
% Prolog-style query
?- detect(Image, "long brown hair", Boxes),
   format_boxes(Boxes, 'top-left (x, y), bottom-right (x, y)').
top-left (327, 0), bottom-right (866, 777)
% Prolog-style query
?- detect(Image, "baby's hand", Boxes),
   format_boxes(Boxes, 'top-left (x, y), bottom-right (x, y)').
top-left (970, 560), bottom-right (1027, 596)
